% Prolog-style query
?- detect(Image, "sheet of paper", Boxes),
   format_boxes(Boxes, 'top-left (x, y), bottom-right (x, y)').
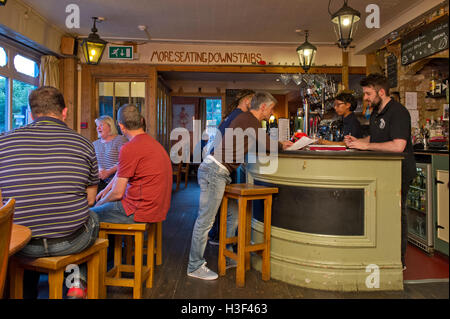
top-left (277, 118), bottom-right (290, 141)
top-left (405, 92), bottom-right (417, 110)
top-left (286, 136), bottom-right (315, 150)
top-left (409, 110), bottom-right (419, 128)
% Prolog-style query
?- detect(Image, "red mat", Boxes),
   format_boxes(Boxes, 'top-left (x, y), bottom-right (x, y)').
top-left (403, 244), bottom-right (449, 281)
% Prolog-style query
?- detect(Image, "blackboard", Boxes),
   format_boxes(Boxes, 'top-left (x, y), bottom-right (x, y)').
top-left (386, 54), bottom-right (398, 88)
top-left (401, 15), bottom-right (449, 65)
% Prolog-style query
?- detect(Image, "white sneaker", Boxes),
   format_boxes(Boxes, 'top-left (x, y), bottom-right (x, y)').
top-left (187, 262), bottom-right (218, 280)
top-left (225, 258), bottom-right (237, 270)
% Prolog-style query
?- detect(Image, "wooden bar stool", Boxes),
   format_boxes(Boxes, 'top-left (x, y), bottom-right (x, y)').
top-left (124, 221), bottom-right (163, 266)
top-left (99, 222), bottom-right (156, 299)
top-left (218, 183), bottom-right (278, 287)
top-left (9, 238), bottom-right (108, 299)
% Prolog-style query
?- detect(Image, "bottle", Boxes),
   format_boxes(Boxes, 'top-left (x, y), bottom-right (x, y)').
top-left (435, 72), bottom-right (443, 95)
top-left (429, 117), bottom-right (437, 138)
top-left (420, 192), bottom-right (426, 211)
top-left (435, 117), bottom-right (443, 137)
top-left (430, 70), bottom-right (437, 96)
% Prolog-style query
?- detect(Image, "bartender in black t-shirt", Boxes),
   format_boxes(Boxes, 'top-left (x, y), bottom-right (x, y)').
top-left (345, 73), bottom-right (416, 270)
top-left (318, 92), bottom-right (362, 145)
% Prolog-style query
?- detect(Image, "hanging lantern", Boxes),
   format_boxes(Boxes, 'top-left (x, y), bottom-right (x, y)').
top-left (296, 30), bottom-right (317, 73)
top-left (331, 0), bottom-right (361, 49)
top-left (81, 17), bottom-right (107, 65)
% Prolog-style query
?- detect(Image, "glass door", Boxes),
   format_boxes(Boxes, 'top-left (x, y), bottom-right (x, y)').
top-left (407, 163), bottom-right (433, 252)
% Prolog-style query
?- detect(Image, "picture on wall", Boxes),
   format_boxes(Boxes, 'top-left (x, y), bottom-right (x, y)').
top-left (173, 104), bottom-right (195, 131)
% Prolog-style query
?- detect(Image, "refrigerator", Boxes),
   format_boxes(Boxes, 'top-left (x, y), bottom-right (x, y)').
top-left (406, 163), bottom-right (434, 253)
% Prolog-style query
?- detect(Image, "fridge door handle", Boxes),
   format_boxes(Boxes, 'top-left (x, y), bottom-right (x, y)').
top-left (434, 178), bottom-right (444, 185)
top-left (436, 224), bottom-right (445, 230)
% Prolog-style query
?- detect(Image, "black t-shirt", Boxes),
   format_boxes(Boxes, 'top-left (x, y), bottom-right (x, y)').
top-left (369, 99), bottom-right (416, 182)
top-left (343, 112), bottom-right (363, 138)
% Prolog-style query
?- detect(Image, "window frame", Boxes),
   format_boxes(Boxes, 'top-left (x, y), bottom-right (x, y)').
top-left (0, 37), bottom-right (40, 132)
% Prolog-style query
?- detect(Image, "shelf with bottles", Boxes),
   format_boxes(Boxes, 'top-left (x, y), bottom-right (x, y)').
top-left (427, 70), bottom-right (448, 99)
top-left (409, 185), bottom-right (426, 192)
top-left (407, 187), bottom-right (427, 213)
top-left (407, 205), bottom-right (426, 214)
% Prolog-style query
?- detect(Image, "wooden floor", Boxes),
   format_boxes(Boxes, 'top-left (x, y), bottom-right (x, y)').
top-left (103, 178), bottom-right (448, 300)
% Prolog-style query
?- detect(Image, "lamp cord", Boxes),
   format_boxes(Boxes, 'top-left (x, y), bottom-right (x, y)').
top-left (328, 0), bottom-right (333, 16)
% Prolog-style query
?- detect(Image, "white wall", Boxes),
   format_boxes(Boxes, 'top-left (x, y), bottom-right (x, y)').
top-left (0, 0), bottom-right (64, 54)
top-left (101, 42), bottom-right (366, 67)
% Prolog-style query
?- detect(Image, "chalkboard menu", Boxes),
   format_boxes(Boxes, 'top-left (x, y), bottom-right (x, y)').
top-left (401, 15), bottom-right (449, 65)
top-left (386, 54), bottom-right (398, 88)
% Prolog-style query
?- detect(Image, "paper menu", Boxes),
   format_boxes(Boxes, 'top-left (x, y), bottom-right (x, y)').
top-left (286, 136), bottom-right (316, 151)
top-left (405, 92), bottom-right (417, 110)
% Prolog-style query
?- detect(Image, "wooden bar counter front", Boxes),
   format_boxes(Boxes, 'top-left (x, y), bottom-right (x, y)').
top-left (246, 149), bottom-right (406, 292)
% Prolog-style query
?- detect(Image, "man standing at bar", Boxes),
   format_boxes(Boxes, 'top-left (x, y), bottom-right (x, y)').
top-left (345, 73), bottom-right (416, 270)
top-left (187, 92), bottom-right (292, 280)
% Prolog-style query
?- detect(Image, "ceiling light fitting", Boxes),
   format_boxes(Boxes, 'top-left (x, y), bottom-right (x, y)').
top-left (81, 17), bottom-right (107, 65)
top-left (296, 30), bottom-right (317, 73)
top-left (330, 0), bottom-right (361, 49)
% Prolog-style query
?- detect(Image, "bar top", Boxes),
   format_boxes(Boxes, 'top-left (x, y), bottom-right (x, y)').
top-left (278, 149), bottom-right (406, 160)
top-left (414, 149), bottom-right (449, 156)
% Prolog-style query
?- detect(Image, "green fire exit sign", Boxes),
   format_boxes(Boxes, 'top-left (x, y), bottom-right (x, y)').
top-left (108, 46), bottom-right (133, 60)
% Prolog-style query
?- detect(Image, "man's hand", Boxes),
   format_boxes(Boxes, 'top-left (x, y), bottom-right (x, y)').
top-left (345, 135), bottom-right (369, 150)
top-left (96, 188), bottom-right (106, 202)
top-left (98, 169), bottom-right (109, 180)
top-left (281, 140), bottom-right (293, 150)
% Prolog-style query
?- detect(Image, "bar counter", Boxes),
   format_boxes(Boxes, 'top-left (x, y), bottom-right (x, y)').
top-left (247, 149), bottom-right (406, 291)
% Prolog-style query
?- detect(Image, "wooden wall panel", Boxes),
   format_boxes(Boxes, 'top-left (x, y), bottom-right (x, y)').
top-left (59, 57), bottom-right (77, 130)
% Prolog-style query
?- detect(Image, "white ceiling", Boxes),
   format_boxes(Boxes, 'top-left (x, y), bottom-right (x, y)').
top-left (22, 0), bottom-right (424, 46)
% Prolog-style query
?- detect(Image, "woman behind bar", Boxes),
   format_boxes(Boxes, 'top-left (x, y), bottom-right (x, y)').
top-left (93, 115), bottom-right (128, 192)
top-left (319, 92), bottom-right (362, 145)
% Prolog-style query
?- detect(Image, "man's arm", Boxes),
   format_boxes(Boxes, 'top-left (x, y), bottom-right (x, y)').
top-left (86, 185), bottom-right (98, 207)
top-left (345, 135), bottom-right (407, 153)
top-left (95, 176), bottom-right (129, 207)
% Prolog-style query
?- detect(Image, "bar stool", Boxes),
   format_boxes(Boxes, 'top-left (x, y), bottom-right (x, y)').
top-left (218, 183), bottom-right (278, 287)
top-left (99, 222), bottom-right (156, 299)
top-left (124, 221), bottom-right (163, 266)
top-left (9, 238), bottom-right (108, 299)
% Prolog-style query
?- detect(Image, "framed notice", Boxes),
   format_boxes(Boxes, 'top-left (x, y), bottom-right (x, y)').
top-left (173, 104), bottom-right (195, 132)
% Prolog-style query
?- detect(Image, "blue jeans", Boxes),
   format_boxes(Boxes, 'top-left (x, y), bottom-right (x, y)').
top-left (187, 159), bottom-right (238, 273)
top-left (18, 210), bottom-right (99, 295)
top-left (90, 200), bottom-right (136, 224)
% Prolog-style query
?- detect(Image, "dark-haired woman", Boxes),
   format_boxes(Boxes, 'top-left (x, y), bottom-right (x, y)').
top-left (319, 92), bottom-right (362, 145)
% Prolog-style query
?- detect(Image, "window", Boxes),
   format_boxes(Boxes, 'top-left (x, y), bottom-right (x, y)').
top-left (0, 39), bottom-right (40, 133)
top-left (14, 54), bottom-right (39, 78)
top-left (98, 81), bottom-right (146, 121)
top-left (205, 98), bottom-right (222, 141)
top-left (0, 76), bottom-right (7, 132)
top-left (0, 47), bottom-right (6, 67)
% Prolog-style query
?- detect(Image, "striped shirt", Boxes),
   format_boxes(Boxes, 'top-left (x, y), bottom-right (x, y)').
top-left (0, 117), bottom-right (99, 239)
top-left (93, 135), bottom-right (128, 182)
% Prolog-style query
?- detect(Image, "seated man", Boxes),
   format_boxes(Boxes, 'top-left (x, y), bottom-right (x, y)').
top-left (92, 104), bottom-right (172, 225)
top-left (0, 86), bottom-right (99, 299)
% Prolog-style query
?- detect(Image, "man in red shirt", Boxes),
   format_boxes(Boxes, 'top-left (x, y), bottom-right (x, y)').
top-left (92, 104), bottom-right (172, 224)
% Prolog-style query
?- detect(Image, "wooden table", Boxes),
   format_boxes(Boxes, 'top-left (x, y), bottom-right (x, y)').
top-left (9, 224), bottom-right (32, 256)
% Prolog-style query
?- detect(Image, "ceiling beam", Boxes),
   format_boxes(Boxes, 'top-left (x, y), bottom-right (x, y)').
top-left (155, 65), bottom-right (366, 75)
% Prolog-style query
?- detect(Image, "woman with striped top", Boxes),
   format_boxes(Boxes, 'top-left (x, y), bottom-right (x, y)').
top-left (93, 116), bottom-right (128, 192)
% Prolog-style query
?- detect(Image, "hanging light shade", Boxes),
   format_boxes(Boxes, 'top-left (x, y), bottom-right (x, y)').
top-left (0, 0), bottom-right (8, 6)
top-left (81, 17), bottom-right (107, 65)
top-left (296, 30), bottom-right (317, 73)
top-left (331, 0), bottom-right (361, 49)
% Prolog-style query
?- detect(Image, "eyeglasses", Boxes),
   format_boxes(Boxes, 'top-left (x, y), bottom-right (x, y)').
top-left (334, 102), bottom-right (346, 108)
